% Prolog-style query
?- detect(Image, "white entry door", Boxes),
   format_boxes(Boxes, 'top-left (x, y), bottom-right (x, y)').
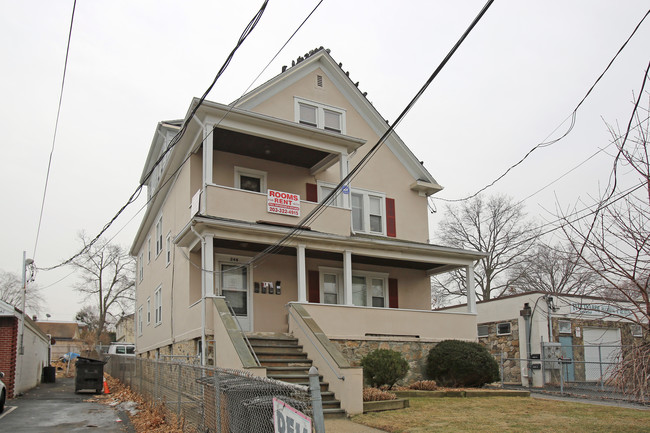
top-left (220, 262), bottom-right (251, 332)
top-left (583, 327), bottom-right (621, 381)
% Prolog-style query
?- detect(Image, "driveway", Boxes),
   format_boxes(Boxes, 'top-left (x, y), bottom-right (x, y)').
top-left (0, 376), bottom-right (134, 432)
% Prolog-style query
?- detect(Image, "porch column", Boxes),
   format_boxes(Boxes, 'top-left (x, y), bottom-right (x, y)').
top-left (340, 152), bottom-right (350, 209)
top-left (202, 234), bottom-right (215, 296)
top-left (343, 250), bottom-right (353, 305)
top-left (297, 244), bottom-right (307, 302)
top-left (466, 263), bottom-right (476, 314)
top-left (202, 123), bottom-right (214, 213)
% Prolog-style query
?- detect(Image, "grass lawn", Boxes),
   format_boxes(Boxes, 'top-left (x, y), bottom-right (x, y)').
top-left (352, 397), bottom-right (650, 433)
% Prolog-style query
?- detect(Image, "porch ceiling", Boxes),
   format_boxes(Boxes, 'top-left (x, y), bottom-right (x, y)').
top-left (212, 238), bottom-right (447, 271)
top-left (213, 127), bottom-right (331, 168)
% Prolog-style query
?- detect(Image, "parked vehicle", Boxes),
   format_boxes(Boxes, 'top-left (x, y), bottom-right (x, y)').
top-left (108, 343), bottom-right (135, 356)
top-left (0, 371), bottom-right (6, 413)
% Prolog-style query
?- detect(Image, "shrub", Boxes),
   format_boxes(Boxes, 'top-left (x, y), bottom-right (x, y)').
top-left (360, 349), bottom-right (409, 388)
top-left (409, 380), bottom-right (438, 391)
top-left (425, 340), bottom-right (499, 388)
top-left (362, 387), bottom-right (397, 402)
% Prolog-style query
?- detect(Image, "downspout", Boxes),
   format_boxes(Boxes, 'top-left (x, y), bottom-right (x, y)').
top-left (191, 225), bottom-right (207, 366)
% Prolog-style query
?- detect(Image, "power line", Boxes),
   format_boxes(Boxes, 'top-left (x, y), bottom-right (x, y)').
top-left (433, 8), bottom-right (650, 203)
top-left (242, 0), bottom-right (496, 269)
top-left (32, 0), bottom-right (77, 264)
top-left (37, 0), bottom-right (270, 271)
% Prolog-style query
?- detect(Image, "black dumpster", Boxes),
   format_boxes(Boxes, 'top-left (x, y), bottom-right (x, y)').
top-left (42, 365), bottom-right (56, 383)
top-left (75, 357), bottom-right (106, 393)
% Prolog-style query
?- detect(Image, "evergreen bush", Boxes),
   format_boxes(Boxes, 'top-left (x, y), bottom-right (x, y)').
top-left (360, 349), bottom-right (409, 388)
top-left (425, 340), bottom-right (499, 387)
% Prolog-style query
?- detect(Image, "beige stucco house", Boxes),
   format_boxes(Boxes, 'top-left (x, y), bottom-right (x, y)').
top-left (130, 48), bottom-right (483, 414)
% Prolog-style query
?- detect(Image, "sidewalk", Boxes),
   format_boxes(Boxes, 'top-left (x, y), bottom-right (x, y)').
top-left (0, 376), bottom-right (134, 432)
top-left (325, 417), bottom-right (388, 432)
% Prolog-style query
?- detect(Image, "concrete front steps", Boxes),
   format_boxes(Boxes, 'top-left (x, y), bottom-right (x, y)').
top-left (247, 333), bottom-right (346, 418)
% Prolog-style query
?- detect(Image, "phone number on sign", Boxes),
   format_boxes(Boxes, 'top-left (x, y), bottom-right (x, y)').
top-left (269, 206), bottom-right (299, 216)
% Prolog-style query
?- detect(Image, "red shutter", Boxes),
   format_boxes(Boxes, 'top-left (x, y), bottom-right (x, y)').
top-left (306, 183), bottom-right (318, 202)
top-left (388, 278), bottom-right (398, 308)
top-left (386, 197), bottom-right (396, 238)
top-left (308, 270), bottom-right (320, 303)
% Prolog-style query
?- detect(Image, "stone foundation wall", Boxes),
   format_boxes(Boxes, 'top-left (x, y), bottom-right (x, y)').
top-left (330, 338), bottom-right (439, 384)
top-left (139, 336), bottom-right (211, 364)
top-left (477, 319), bottom-right (520, 383)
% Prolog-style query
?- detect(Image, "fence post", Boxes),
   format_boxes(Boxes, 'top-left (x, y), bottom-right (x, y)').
top-left (213, 359), bottom-right (221, 433)
top-left (560, 360), bottom-right (564, 395)
top-left (155, 353), bottom-right (159, 403)
top-left (177, 363), bottom-right (182, 419)
top-left (309, 366), bottom-right (326, 433)
top-left (597, 345), bottom-right (604, 391)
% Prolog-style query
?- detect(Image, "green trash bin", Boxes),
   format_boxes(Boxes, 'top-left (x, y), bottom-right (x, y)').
top-left (75, 357), bottom-right (106, 394)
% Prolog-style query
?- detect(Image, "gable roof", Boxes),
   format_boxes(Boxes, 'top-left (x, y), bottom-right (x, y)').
top-left (35, 321), bottom-right (81, 340)
top-left (235, 47), bottom-right (443, 194)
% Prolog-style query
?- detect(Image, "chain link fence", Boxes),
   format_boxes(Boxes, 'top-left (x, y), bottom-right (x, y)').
top-left (499, 344), bottom-right (648, 405)
top-left (105, 355), bottom-right (319, 432)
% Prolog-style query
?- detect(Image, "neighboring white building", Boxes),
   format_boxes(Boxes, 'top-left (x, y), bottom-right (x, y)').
top-left (0, 300), bottom-right (49, 398)
top-left (440, 292), bottom-right (646, 387)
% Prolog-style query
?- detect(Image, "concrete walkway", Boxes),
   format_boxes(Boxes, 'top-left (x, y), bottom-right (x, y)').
top-left (325, 417), bottom-right (387, 432)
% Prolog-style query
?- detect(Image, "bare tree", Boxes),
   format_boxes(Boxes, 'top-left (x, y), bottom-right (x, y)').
top-left (70, 233), bottom-right (135, 343)
top-left (559, 92), bottom-right (650, 401)
top-left (433, 194), bottom-right (539, 302)
top-left (509, 242), bottom-right (600, 295)
top-left (0, 269), bottom-right (44, 316)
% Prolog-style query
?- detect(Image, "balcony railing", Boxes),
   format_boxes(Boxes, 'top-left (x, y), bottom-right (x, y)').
top-left (206, 184), bottom-right (351, 236)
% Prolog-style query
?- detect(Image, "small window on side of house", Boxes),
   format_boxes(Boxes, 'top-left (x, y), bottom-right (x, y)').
top-left (559, 320), bottom-right (572, 334)
top-left (234, 167), bottom-right (267, 193)
top-left (497, 322), bottom-right (511, 336)
top-left (478, 325), bottom-right (489, 338)
top-left (632, 323), bottom-right (643, 337)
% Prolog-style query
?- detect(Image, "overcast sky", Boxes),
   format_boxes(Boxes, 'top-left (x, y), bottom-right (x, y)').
top-left (1, 0), bottom-right (648, 321)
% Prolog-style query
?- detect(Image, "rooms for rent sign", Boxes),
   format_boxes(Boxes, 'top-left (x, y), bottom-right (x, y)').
top-left (267, 189), bottom-right (300, 217)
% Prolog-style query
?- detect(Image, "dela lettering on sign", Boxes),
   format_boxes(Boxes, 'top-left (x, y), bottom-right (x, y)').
top-left (273, 397), bottom-right (311, 433)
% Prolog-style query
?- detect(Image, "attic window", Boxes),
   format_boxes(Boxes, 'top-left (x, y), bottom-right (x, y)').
top-left (295, 98), bottom-right (346, 134)
top-left (317, 75), bottom-right (323, 87)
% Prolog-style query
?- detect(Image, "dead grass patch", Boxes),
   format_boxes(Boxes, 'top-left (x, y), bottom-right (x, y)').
top-left (353, 397), bottom-right (650, 433)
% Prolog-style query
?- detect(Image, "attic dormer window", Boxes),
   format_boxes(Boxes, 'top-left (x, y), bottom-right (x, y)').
top-left (295, 97), bottom-right (345, 134)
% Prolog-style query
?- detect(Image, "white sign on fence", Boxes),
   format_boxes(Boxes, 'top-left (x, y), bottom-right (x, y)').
top-left (267, 189), bottom-right (300, 217)
top-left (273, 397), bottom-right (312, 433)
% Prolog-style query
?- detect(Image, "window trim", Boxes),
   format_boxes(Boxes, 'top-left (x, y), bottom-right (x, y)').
top-left (497, 322), bottom-right (512, 336)
top-left (631, 323), bottom-right (643, 338)
top-left (165, 232), bottom-right (172, 267)
top-left (138, 253), bottom-right (144, 283)
top-left (318, 267), bottom-right (388, 307)
top-left (234, 166), bottom-right (267, 193)
top-left (558, 320), bottom-right (572, 335)
top-left (351, 188), bottom-right (386, 236)
top-left (317, 181), bottom-right (343, 207)
top-left (146, 297), bottom-right (151, 325)
top-left (147, 237), bottom-right (151, 263)
top-left (137, 306), bottom-right (143, 336)
top-left (155, 215), bottom-right (163, 257)
top-left (154, 285), bottom-right (162, 326)
top-left (294, 97), bottom-right (346, 134)
top-left (478, 324), bottom-right (489, 338)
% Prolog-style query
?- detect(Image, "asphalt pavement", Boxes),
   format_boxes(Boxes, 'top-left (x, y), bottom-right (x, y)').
top-left (0, 376), bottom-right (134, 432)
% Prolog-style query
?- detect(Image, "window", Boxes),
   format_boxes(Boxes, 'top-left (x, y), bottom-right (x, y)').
top-left (138, 253), bottom-right (144, 282)
top-left (497, 322), bottom-right (511, 336)
top-left (318, 182), bottom-right (343, 207)
top-left (632, 324), bottom-right (643, 337)
top-left (295, 98), bottom-right (345, 134)
top-left (146, 297), bottom-right (151, 325)
top-left (165, 233), bottom-right (172, 266)
top-left (559, 320), bottom-right (572, 334)
top-left (322, 273), bottom-right (339, 305)
top-left (154, 286), bottom-right (162, 325)
top-left (137, 306), bottom-right (143, 336)
top-left (147, 237), bottom-right (151, 263)
top-left (319, 268), bottom-right (387, 307)
top-left (155, 216), bottom-right (163, 256)
top-left (478, 325), bottom-right (489, 338)
top-left (234, 167), bottom-right (267, 193)
top-left (351, 190), bottom-right (385, 235)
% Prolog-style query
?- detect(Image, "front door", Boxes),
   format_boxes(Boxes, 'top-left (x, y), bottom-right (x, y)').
top-left (220, 262), bottom-right (251, 332)
top-left (559, 336), bottom-right (575, 382)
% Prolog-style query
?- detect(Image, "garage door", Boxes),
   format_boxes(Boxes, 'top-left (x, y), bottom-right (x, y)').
top-left (583, 327), bottom-right (621, 382)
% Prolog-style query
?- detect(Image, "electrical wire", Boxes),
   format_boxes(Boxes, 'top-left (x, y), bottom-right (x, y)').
top-left (433, 8), bottom-right (650, 203)
top-left (37, 0), bottom-right (270, 271)
top-left (32, 0), bottom-right (77, 264)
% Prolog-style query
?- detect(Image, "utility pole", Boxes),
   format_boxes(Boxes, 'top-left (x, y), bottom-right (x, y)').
top-left (19, 251), bottom-right (35, 355)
